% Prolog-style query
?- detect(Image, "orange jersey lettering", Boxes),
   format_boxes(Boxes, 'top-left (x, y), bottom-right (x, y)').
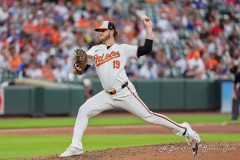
top-left (94, 51), bottom-right (120, 67)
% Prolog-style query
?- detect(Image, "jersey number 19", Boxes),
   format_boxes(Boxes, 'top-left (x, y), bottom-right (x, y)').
top-left (113, 60), bottom-right (120, 69)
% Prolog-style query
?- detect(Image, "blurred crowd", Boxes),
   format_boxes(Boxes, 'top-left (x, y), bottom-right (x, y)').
top-left (0, 0), bottom-right (239, 82)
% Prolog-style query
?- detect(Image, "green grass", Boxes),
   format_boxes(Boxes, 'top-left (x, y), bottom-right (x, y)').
top-left (0, 114), bottom-right (239, 129)
top-left (0, 134), bottom-right (239, 159)
top-left (0, 117), bottom-right (76, 129)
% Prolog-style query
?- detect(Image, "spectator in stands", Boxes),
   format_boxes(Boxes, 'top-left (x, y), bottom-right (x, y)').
top-left (0, 0), bottom-right (239, 82)
top-left (53, 64), bottom-right (67, 81)
top-left (139, 58), bottom-right (158, 79)
top-left (100, 0), bottom-right (113, 14)
top-left (187, 51), bottom-right (206, 79)
top-left (214, 60), bottom-right (230, 79)
top-left (175, 54), bottom-right (190, 77)
top-left (0, 51), bottom-right (8, 71)
top-left (156, 50), bottom-right (170, 78)
top-left (9, 51), bottom-right (22, 72)
top-left (27, 62), bottom-right (42, 79)
top-left (61, 55), bottom-right (72, 75)
top-left (41, 58), bottom-right (55, 80)
top-left (126, 60), bottom-right (139, 78)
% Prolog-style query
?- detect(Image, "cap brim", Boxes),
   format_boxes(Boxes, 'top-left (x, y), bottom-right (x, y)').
top-left (95, 28), bottom-right (108, 32)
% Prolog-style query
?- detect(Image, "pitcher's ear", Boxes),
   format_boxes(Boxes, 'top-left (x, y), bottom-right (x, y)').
top-left (114, 31), bottom-right (118, 38)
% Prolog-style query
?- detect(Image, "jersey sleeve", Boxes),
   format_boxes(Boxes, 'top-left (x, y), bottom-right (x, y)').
top-left (86, 47), bottom-right (95, 65)
top-left (123, 44), bottom-right (138, 59)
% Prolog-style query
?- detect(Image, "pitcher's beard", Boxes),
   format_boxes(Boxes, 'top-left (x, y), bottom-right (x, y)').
top-left (100, 33), bottom-right (110, 43)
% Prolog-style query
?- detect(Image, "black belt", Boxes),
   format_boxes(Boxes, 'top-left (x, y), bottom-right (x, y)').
top-left (107, 82), bottom-right (128, 95)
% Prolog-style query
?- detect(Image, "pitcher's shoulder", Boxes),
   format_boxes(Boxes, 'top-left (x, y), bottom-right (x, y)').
top-left (115, 44), bottom-right (130, 49)
top-left (87, 45), bottom-right (102, 55)
top-left (119, 43), bottom-right (135, 47)
top-left (90, 45), bottom-right (102, 50)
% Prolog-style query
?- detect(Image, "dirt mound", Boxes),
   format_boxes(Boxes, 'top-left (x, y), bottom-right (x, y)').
top-left (21, 142), bottom-right (240, 160)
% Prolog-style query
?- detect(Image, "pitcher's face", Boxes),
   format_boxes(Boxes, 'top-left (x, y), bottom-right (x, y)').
top-left (98, 29), bottom-right (111, 42)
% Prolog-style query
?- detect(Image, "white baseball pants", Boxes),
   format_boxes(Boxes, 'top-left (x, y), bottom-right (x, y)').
top-left (71, 81), bottom-right (186, 149)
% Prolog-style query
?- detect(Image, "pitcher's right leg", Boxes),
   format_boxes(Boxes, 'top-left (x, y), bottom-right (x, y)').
top-left (117, 87), bottom-right (186, 136)
top-left (60, 91), bottom-right (114, 157)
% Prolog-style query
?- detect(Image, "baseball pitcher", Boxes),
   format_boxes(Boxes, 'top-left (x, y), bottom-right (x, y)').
top-left (60, 16), bottom-right (200, 157)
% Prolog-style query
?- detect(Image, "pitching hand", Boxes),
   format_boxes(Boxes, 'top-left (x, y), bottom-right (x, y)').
top-left (142, 16), bottom-right (152, 29)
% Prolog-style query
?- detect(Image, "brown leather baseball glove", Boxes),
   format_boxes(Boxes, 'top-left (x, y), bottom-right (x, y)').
top-left (73, 49), bottom-right (88, 75)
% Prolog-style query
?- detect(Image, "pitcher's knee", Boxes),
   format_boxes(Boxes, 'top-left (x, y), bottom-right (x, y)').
top-left (78, 106), bottom-right (89, 116)
top-left (141, 114), bottom-right (156, 123)
top-left (78, 106), bottom-right (97, 118)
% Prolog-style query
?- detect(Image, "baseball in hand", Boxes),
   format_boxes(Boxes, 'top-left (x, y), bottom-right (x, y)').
top-left (141, 15), bottom-right (149, 21)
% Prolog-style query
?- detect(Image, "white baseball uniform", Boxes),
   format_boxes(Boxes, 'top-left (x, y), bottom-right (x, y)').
top-left (70, 43), bottom-right (186, 149)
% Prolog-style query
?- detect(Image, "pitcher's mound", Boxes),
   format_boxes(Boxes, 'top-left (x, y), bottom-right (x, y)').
top-left (27, 142), bottom-right (240, 160)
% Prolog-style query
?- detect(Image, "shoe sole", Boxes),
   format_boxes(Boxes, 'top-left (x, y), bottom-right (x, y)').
top-left (60, 153), bottom-right (82, 158)
top-left (60, 151), bottom-right (83, 158)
